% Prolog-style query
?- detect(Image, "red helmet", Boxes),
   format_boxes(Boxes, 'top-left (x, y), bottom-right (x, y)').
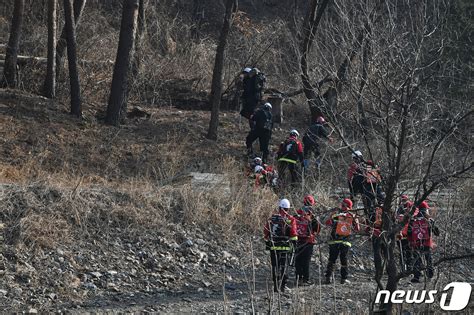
top-left (316, 116), bottom-right (325, 124)
top-left (419, 201), bottom-right (429, 209)
top-left (303, 195), bottom-right (316, 206)
top-left (341, 198), bottom-right (353, 210)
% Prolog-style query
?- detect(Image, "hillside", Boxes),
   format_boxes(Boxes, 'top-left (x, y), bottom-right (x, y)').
top-left (1, 90), bottom-right (473, 313)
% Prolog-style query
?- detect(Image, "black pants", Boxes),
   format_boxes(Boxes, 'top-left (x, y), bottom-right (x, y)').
top-left (270, 250), bottom-right (291, 292)
top-left (302, 136), bottom-right (320, 159)
top-left (412, 246), bottom-right (433, 280)
top-left (246, 129), bottom-right (271, 162)
top-left (398, 239), bottom-right (412, 272)
top-left (278, 161), bottom-right (299, 183)
top-left (372, 237), bottom-right (388, 279)
top-left (325, 243), bottom-right (350, 280)
top-left (295, 243), bottom-right (313, 282)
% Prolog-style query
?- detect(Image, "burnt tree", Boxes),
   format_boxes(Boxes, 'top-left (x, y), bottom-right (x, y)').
top-left (64, 0), bottom-right (82, 116)
top-left (42, 0), bottom-right (57, 98)
top-left (106, 0), bottom-right (139, 126)
top-left (56, 0), bottom-right (86, 80)
top-left (2, 0), bottom-right (25, 88)
top-left (206, 0), bottom-right (236, 140)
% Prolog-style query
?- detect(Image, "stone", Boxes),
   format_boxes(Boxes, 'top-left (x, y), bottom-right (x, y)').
top-left (90, 272), bottom-right (102, 278)
top-left (222, 251), bottom-right (232, 259)
top-left (195, 239), bottom-right (206, 245)
top-left (28, 309), bottom-right (38, 314)
top-left (0, 289), bottom-right (7, 296)
top-left (107, 270), bottom-right (118, 276)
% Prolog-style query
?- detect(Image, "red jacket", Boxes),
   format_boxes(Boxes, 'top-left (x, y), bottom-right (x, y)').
top-left (347, 162), bottom-right (361, 182)
top-left (294, 208), bottom-right (320, 244)
top-left (277, 136), bottom-right (304, 163)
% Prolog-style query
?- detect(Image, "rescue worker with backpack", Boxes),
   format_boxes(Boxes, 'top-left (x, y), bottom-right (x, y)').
top-left (408, 201), bottom-right (439, 283)
top-left (302, 116), bottom-right (333, 169)
top-left (362, 160), bottom-right (384, 209)
top-left (277, 130), bottom-right (304, 184)
top-left (248, 157), bottom-right (278, 189)
top-left (246, 103), bottom-right (273, 163)
top-left (264, 199), bottom-right (298, 293)
top-left (324, 198), bottom-right (360, 284)
top-left (240, 68), bottom-right (266, 128)
top-left (294, 195), bottom-right (321, 285)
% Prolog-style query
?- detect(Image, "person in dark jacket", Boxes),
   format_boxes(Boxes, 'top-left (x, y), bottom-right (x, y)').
top-left (240, 68), bottom-right (265, 128)
top-left (302, 116), bottom-right (333, 169)
top-left (245, 103), bottom-right (273, 163)
top-left (294, 195), bottom-right (321, 285)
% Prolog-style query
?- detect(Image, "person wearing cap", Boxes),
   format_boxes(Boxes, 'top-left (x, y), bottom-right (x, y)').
top-left (294, 195), bottom-right (321, 285)
top-left (245, 103), bottom-right (273, 163)
top-left (347, 150), bottom-right (365, 201)
top-left (277, 129), bottom-right (304, 184)
top-left (302, 116), bottom-right (333, 169)
top-left (324, 198), bottom-right (360, 284)
top-left (407, 201), bottom-right (439, 283)
top-left (240, 67), bottom-right (265, 127)
top-left (264, 199), bottom-right (298, 293)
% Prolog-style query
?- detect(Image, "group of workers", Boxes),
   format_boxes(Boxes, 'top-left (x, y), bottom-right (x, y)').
top-left (238, 67), bottom-right (440, 293)
top-left (263, 185), bottom-right (439, 293)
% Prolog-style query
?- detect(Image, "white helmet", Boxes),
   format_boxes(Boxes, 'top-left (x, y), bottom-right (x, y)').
top-left (279, 198), bottom-right (291, 209)
top-left (352, 150), bottom-right (363, 158)
top-left (264, 102), bottom-right (272, 110)
top-left (254, 165), bottom-right (264, 173)
top-left (243, 67), bottom-right (252, 73)
top-left (289, 129), bottom-right (299, 137)
top-left (253, 157), bottom-right (262, 165)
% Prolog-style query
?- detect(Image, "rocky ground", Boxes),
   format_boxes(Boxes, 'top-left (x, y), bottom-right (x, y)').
top-left (1, 90), bottom-right (473, 313)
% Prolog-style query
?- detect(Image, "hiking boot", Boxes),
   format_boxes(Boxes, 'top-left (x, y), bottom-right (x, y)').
top-left (281, 285), bottom-right (292, 293)
top-left (410, 277), bottom-right (420, 283)
top-left (340, 278), bottom-right (351, 284)
top-left (301, 280), bottom-right (314, 286)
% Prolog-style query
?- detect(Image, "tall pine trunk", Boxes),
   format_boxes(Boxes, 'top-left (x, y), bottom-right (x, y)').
top-left (206, 0), bottom-right (236, 140)
top-left (106, 0), bottom-right (139, 126)
top-left (43, 0), bottom-right (57, 98)
top-left (56, 0), bottom-right (86, 80)
top-left (64, 0), bottom-right (82, 116)
top-left (2, 0), bottom-right (25, 88)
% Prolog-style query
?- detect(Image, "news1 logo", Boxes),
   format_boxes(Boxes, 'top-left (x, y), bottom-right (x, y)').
top-left (375, 282), bottom-right (472, 311)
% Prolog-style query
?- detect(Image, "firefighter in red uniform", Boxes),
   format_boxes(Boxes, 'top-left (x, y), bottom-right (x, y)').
top-left (408, 201), bottom-right (439, 283)
top-left (294, 195), bottom-right (321, 285)
top-left (264, 199), bottom-right (298, 293)
top-left (277, 130), bottom-right (304, 184)
top-left (324, 198), bottom-right (360, 284)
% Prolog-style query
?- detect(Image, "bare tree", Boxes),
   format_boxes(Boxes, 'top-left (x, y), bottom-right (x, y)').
top-left (206, 0), bottom-right (237, 140)
top-left (42, 0), bottom-right (57, 98)
top-left (106, 0), bottom-right (139, 126)
top-left (64, 0), bottom-right (82, 116)
top-left (2, 0), bottom-right (25, 88)
top-left (56, 0), bottom-right (86, 80)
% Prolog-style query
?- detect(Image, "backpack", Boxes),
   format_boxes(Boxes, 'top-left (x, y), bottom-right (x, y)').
top-left (262, 110), bottom-right (273, 131)
top-left (295, 215), bottom-right (311, 239)
top-left (281, 139), bottom-right (298, 158)
top-left (269, 214), bottom-right (288, 241)
top-left (374, 206), bottom-right (383, 228)
top-left (364, 164), bottom-right (381, 184)
top-left (408, 218), bottom-right (431, 248)
top-left (335, 213), bottom-right (353, 237)
top-left (256, 72), bottom-right (266, 90)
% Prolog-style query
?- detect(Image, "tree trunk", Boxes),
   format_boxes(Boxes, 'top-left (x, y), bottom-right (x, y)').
top-left (106, 0), bottom-right (139, 126)
top-left (300, 0), bottom-right (330, 122)
top-left (130, 0), bottom-right (146, 82)
top-left (43, 0), bottom-right (57, 98)
top-left (64, 0), bottom-right (82, 116)
top-left (2, 0), bottom-right (25, 88)
top-left (56, 0), bottom-right (86, 80)
top-left (206, 0), bottom-right (236, 140)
